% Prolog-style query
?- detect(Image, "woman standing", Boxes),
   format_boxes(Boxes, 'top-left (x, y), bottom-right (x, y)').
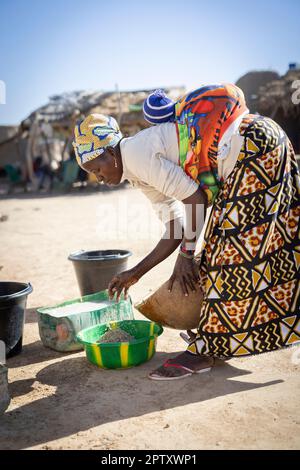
top-left (73, 84), bottom-right (300, 380)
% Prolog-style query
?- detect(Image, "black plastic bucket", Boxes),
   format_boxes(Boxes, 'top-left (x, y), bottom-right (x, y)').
top-left (68, 250), bottom-right (132, 296)
top-left (0, 282), bottom-right (33, 358)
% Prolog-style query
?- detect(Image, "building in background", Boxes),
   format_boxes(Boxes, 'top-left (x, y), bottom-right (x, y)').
top-left (236, 65), bottom-right (300, 153)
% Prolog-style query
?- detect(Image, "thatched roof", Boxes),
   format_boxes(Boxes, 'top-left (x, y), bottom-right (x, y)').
top-left (256, 69), bottom-right (300, 118)
top-left (0, 86), bottom-right (185, 169)
top-left (236, 70), bottom-right (280, 112)
top-left (22, 87), bottom-right (185, 135)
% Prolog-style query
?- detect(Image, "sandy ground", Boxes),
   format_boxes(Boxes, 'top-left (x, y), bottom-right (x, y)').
top-left (0, 186), bottom-right (299, 450)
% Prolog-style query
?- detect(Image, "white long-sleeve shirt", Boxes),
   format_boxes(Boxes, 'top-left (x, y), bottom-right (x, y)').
top-left (120, 123), bottom-right (196, 225)
top-left (120, 121), bottom-right (244, 224)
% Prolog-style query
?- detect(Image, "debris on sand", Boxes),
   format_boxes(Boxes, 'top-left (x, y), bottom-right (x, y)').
top-left (0, 214), bottom-right (8, 222)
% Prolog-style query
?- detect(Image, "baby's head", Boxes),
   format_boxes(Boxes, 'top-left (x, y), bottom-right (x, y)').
top-left (143, 89), bottom-right (175, 125)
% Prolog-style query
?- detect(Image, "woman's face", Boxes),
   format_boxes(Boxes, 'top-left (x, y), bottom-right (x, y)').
top-left (82, 149), bottom-right (122, 185)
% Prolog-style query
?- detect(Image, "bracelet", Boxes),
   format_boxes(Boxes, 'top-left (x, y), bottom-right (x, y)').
top-left (179, 250), bottom-right (194, 260)
top-left (179, 244), bottom-right (195, 259)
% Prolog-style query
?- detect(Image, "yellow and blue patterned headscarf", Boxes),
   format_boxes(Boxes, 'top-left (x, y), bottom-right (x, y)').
top-left (73, 114), bottom-right (122, 166)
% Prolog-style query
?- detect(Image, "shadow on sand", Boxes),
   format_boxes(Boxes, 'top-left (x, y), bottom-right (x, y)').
top-left (1, 349), bottom-right (283, 449)
top-left (7, 339), bottom-right (79, 369)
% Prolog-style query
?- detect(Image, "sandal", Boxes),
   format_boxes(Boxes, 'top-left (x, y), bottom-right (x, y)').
top-left (179, 330), bottom-right (197, 345)
top-left (148, 358), bottom-right (214, 381)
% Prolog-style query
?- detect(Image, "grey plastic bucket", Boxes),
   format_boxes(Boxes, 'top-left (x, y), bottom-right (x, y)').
top-left (68, 249), bottom-right (132, 296)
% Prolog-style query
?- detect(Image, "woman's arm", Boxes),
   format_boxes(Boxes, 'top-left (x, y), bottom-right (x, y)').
top-left (134, 217), bottom-right (184, 277)
top-left (135, 186), bottom-right (207, 277)
top-left (181, 186), bottom-right (207, 251)
top-left (108, 217), bottom-right (184, 301)
top-left (108, 187), bottom-right (207, 300)
top-left (167, 187), bottom-right (207, 296)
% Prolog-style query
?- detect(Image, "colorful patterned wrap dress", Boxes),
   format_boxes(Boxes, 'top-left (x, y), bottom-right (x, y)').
top-left (175, 85), bottom-right (300, 357)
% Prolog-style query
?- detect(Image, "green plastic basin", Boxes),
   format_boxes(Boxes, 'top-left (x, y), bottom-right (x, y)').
top-left (77, 320), bottom-right (163, 369)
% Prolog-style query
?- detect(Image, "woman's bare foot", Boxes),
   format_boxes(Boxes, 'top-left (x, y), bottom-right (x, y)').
top-left (149, 351), bottom-right (214, 380)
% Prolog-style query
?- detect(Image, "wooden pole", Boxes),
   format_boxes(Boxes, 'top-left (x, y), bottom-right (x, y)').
top-left (115, 83), bottom-right (122, 123)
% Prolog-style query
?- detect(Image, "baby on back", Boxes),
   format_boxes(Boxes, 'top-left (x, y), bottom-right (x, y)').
top-left (143, 89), bottom-right (176, 125)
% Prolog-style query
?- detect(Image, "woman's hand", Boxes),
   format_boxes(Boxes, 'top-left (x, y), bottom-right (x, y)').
top-left (168, 254), bottom-right (200, 296)
top-left (108, 268), bottom-right (140, 301)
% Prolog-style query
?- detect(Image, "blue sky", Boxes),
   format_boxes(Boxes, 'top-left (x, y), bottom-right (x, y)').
top-left (0, 0), bottom-right (299, 124)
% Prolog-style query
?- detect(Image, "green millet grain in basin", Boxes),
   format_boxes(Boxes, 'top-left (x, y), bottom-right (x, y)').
top-left (97, 328), bottom-right (135, 344)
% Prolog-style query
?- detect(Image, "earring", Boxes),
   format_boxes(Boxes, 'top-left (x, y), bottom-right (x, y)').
top-left (114, 157), bottom-right (118, 168)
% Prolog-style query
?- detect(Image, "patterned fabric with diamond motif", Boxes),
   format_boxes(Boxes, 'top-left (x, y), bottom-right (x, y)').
top-left (187, 115), bottom-right (300, 358)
